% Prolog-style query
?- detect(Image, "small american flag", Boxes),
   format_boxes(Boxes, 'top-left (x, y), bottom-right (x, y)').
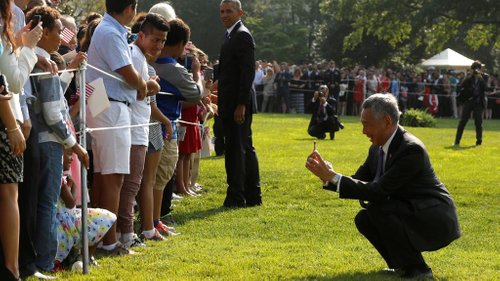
top-left (61, 27), bottom-right (75, 44)
top-left (75, 82), bottom-right (95, 100)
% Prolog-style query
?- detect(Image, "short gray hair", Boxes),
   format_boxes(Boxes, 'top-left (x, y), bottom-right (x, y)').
top-left (220, 0), bottom-right (242, 9)
top-left (362, 94), bottom-right (401, 125)
top-left (149, 2), bottom-right (176, 21)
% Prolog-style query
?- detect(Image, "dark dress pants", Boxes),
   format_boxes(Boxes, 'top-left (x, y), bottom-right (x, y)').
top-left (222, 110), bottom-right (261, 207)
top-left (354, 204), bottom-right (426, 270)
top-left (213, 115), bottom-right (224, 156)
top-left (19, 105), bottom-right (40, 278)
top-left (455, 100), bottom-right (483, 144)
top-left (161, 172), bottom-right (176, 216)
top-left (308, 120), bottom-right (335, 140)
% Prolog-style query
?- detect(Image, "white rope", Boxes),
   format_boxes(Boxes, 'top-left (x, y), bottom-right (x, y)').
top-left (29, 68), bottom-right (79, 77)
top-left (86, 122), bottom-right (160, 133)
top-left (87, 65), bottom-right (177, 97)
top-left (157, 91), bottom-right (175, 96)
top-left (85, 119), bottom-right (204, 133)
top-left (176, 119), bottom-right (203, 127)
top-left (87, 63), bottom-right (126, 83)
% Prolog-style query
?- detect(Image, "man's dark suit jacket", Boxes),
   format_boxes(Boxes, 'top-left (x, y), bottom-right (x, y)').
top-left (217, 21), bottom-right (257, 115)
top-left (457, 73), bottom-right (488, 107)
top-left (324, 68), bottom-right (342, 95)
top-left (326, 126), bottom-right (461, 252)
top-left (308, 97), bottom-right (337, 130)
top-left (217, 21), bottom-right (261, 207)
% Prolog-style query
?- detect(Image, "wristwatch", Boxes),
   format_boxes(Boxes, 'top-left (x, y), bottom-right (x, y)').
top-left (330, 174), bottom-right (342, 185)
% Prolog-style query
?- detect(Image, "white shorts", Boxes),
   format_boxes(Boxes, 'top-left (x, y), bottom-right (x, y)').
top-left (88, 102), bottom-right (131, 175)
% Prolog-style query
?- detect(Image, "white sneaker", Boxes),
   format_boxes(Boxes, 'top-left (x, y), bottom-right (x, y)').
top-left (172, 193), bottom-right (184, 200)
top-left (33, 271), bottom-right (57, 280)
top-left (121, 233), bottom-right (146, 249)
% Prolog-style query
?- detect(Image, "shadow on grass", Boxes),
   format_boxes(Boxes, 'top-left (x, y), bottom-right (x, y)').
top-left (172, 206), bottom-right (228, 225)
top-left (201, 155), bottom-right (225, 161)
top-left (444, 145), bottom-right (477, 150)
top-left (290, 270), bottom-right (448, 281)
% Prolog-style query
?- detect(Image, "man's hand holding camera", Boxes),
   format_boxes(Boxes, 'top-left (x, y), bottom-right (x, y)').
top-left (306, 150), bottom-right (336, 183)
top-left (319, 96), bottom-right (327, 105)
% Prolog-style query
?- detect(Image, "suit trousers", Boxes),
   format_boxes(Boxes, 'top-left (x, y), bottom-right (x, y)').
top-left (355, 205), bottom-right (426, 270)
top-left (18, 104), bottom-right (41, 278)
top-left (161, 173), bottom-right (176, 216)
top-left (213, 115), bottom-right (224, 156)
top-left (455, 100), bottom-right (483, 144)
top-left (221, 111), bottom-right (261, 207)
top-left (308, 120), bottom-right (335, 139)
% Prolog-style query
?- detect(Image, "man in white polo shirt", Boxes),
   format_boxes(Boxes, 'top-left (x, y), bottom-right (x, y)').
top-left (86, 0), bottom-right (148, 255)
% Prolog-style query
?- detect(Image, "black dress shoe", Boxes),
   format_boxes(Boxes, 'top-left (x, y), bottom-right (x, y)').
top-left (400, 267), bottom-right (433, 279)
top-left (222, 201), bottom-right (245, 209)
top-left (380, 268), bottom-right (401, 275)
top-left (4, 269), bottom-right (21, 281)
top-left (222, 204), bottom-right (245, 209)
top-left (476, 140), bottom-right (482, 146)
top-left (246, 201), bottom-right (262, 207)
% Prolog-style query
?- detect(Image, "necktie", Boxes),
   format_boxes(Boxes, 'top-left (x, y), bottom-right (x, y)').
top-left (374, 147), bottom-right (385, 182)
top-left (224, 31), bottom-right (230, 43)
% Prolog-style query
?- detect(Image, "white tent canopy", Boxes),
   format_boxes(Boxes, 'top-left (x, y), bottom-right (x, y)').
top-left (421, 48), bottom-right (475, 69)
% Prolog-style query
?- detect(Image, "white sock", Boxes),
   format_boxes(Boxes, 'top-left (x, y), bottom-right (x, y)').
top-left (101, 242), bottom-right (119, 251)
top-left (121, 232), bottom-right (134, 242)
top-left (142, 229), bottom-right (156, 239)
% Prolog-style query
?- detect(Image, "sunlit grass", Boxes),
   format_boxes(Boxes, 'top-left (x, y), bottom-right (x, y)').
top-left (44, 114), bottom-right (500, 281)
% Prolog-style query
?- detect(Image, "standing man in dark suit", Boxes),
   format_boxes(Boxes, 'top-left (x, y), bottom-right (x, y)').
top-left (218, 0), bottom-right (261, 208)
top-left (454, 61), bottom-right (488, 146)
top-left (323, 60), bottom-right (342, 102)
top-left (306, 94), bottom-right (461, 279)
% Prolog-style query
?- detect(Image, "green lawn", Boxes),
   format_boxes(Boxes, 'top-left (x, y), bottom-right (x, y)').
top-left (48, 114), bottom-right (499, 280)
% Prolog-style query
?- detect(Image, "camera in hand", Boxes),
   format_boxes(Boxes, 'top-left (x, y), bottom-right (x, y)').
top-left (30, 15), bottom-right (41, 30)
top-left (0, 74), bottom-right (9, 96)
top-left (181, 52), bottom-right (194, 73)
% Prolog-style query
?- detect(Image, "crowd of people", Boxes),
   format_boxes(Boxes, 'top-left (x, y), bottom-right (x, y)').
top-left (251, 60), bottom-right (500, 120)
top-left (0, 0), bottom-right (221, 279)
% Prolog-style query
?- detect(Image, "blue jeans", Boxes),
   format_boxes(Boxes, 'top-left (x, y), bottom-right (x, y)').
top-left (35, 142), bottom-right (63, 271)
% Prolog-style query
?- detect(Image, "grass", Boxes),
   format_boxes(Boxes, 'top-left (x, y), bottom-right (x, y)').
top-left (41, 114), bottom-right (500, 281)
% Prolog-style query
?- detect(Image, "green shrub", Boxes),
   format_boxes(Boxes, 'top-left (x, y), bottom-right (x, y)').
top-left (400, 108), bottom-right (436, 127)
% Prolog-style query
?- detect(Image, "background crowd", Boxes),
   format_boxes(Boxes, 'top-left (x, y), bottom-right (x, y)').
top-left (249, 60), bottom-right (500, 119)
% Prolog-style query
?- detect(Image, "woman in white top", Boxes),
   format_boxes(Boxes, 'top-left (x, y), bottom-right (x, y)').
top-left (0, 2), bottom-right (41, 279)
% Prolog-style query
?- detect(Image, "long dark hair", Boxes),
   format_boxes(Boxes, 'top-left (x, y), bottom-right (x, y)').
top-left (0, 0), bottom-right (16, 52)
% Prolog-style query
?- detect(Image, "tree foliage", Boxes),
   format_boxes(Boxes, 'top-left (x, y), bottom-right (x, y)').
top-left (58, 0), bottom-right (105, 23)
top-left (320, 0), bottom-right (499, 69)
top-left (124, 0), bottom-right (499, 70)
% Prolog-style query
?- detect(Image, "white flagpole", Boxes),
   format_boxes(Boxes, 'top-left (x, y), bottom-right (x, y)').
top-left (78, 63), bottom-right (90, 274)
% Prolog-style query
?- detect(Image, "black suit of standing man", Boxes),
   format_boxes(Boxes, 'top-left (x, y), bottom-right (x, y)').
top-left (455, 61), bottom-right (488, 146)
top-left (218, 0), bottom-right (261, 208)
top-left (306, 94), bottom-right (461, 279)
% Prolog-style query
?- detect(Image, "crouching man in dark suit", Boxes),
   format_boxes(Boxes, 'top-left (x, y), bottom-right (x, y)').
top-left (308, 85), bottom-right (343, 140)
top-left (306, 94), bottom-right (461, 279)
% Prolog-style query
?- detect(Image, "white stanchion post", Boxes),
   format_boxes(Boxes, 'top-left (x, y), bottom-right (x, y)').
top-left (78, 63), bottom-right (90, 274)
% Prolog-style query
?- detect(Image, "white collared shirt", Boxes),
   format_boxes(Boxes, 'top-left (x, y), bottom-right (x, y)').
top-left (329, 126), bottom-right (398, 193)
top-left (226, 20), bottom-right (241, 39)
top-left (380, 127), bottom-right (398, 172)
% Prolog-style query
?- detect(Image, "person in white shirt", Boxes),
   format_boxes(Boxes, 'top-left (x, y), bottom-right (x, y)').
top-left (117, 13), bottom-right (168, 246)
